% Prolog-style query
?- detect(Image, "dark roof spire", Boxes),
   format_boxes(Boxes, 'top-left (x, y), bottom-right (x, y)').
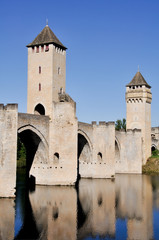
top-left (27, 25), bottom-right (67, 50)
top-left (126, 71), bottom-right (151, 88)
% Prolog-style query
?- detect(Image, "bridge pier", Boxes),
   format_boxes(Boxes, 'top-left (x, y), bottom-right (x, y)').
top-left (0, 104), bottom-right (18, 197)
top-left (30, 100), bottom-right (78, 185)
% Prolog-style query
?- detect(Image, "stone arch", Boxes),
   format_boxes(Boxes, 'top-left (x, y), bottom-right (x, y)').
top-left (18, 125), bottom-right (48, 148)
top-left (115, 137), bottom-right (120, 162)
top-left (18, 125), bottom-right (49, 175)
top-left (34, 103), bottom-right (45, 115)
top-left (78, 130), bottom-right (92, 163)
top-left (151, 144), bottom-right (157, 153)
top-left (78, 129), bottom-right (93, 151)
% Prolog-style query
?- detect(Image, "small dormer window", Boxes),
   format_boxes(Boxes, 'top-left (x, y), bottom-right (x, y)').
top-left (36, 46), bottom-right (39, 53)
top-left (45, 45), bottom-right (49, 52)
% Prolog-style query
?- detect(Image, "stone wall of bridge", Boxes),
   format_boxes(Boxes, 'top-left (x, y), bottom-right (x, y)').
top-left (0, 105), bottom-right (144, 198)
top-left (78, 121), bottom-right (115, 178)
top-left (151, 127), bottom-right (159, 151)
top-left (0, 104), bottom-right (18, 197)
top-left (115, 129), bottom-right (142, 174)
top-left (30, 100), bottom-right (78, 185)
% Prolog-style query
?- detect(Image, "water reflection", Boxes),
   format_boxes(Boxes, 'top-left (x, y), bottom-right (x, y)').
top-left (116, 174), bottom-right (153, 240)
top-left (29, 186), bottom-right (77, 240)
top-left (78, 179), bottom-right (115, 239)
top-left (1, 174), bottom-right (159, 239)
top-left (0, 198), bottom-right (15, 240)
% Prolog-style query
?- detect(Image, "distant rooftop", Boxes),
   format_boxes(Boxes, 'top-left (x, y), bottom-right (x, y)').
top-left (126, 71), bottom-right (151, 88)
top-left (27, 25), bottom-right (67, 50)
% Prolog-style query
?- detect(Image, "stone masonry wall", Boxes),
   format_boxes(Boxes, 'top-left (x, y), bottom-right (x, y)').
top-left (30, 101), bottom-right (78, 185)
top-left (115, 129), bottom-right (142, 174)
top-left (0, 104), bottom-right (18, 197)
top-left (79, 121), bottom-right (115, 178)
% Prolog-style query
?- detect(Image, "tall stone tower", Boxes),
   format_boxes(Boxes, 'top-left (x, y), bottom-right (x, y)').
top-left (26, 24), bottom-right (67, 117)
top-left (126, 71), bottom-right (152, 164)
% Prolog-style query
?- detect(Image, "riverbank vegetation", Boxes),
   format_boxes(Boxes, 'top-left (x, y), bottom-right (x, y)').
top-left (142, 149), bottom-right (159, 175)
top-left (115, 118), bottom-right (126, 131)
top-left (17, 137), bottom-right (26, 168)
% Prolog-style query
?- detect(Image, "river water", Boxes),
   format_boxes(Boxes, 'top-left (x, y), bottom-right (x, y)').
top-left (0, 170), bottom-right (159, 240)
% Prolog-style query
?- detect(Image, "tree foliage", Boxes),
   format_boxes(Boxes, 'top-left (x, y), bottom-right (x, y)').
top-left (115, 118), bottom-right (126, 131)
top-left (17, 137), bottom-right (26, 167)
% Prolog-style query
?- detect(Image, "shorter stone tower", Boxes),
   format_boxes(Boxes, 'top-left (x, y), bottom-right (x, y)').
top-left (27, 24), bottom-right (67, 118)
top-left (126, 71), bottom-right (152, 164)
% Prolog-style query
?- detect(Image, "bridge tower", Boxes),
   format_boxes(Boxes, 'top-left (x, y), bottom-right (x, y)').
top-left (27, 24), bottom-right (67, 118)
top-left (126, 71), bottom-right (152, 164)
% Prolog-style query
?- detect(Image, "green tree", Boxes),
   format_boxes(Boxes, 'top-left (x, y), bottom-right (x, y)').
top-left (17, 137), bottom-right (26, 167)
top-left (115, 118), bottom-right (126, 131)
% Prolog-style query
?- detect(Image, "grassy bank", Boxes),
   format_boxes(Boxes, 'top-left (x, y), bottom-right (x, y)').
top-left (142, 150), bottom-right (159, 175)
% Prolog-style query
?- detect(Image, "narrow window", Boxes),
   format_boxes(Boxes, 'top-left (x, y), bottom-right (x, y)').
top-left (39, 83), bottom-right (41, 91)
top-left (60, 87), bottom-right (63, 94)
top-left (53, 152), bottom-right (59, 164)
top-left (58, 67), bottom-right (61, 75)
top-left (97, 152), bottom-right (102, 162)
top-left (39, 66), bottom-right (41, 74)
top-left (36, 46), bottom-right (39, 53)
top-left (41, 45), bottom-right (44, 52)
top-left (45, 44), bottom-right (49, 52)
top-left (32, 47), bottom-right (34, 53)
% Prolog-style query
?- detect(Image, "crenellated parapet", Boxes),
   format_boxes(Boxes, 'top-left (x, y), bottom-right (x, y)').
top-left (126, 85), bottom-right (152, 104)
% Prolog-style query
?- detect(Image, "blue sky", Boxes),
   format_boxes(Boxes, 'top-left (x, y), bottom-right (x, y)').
top-left (0, 0), bottom-right (159, 126)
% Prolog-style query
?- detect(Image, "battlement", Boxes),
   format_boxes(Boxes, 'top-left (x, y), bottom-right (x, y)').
top-left (116, 128), bottom-right (141, 134)
top-left (0, 104), bottom-right (18, 111)
top-left (91, 121), bottom-right (115, 126)
top-left (78, 121), bottom-right (92, 127)
top-left (126, 86), bottom-right (152, 104)
top-left (28, 44), bottom-right (66, 55)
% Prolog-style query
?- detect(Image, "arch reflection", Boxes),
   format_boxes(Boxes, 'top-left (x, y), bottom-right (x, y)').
top-left (0, 175), bottom-right (158, 239)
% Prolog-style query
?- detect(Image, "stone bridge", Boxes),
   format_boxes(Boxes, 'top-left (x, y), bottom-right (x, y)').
top-left (0, 104), bottom-right (143, 198)
top-left (78, 121), bottom-right (142, 177)
top-left (18, 113), bottom-right (50, 174)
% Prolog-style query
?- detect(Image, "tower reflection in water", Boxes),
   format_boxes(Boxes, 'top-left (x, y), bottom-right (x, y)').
top-left (0, 174), bottom-right (159, 240)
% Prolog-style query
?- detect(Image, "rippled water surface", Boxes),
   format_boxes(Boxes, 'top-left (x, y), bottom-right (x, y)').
top-left (1, 170), bottom-right (159, 240)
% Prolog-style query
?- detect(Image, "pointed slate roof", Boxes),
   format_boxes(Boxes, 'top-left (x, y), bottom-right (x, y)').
top-left (27, 25), bottom-right (67, 50)
top-left (126, 71), bottom-right (151, 88)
